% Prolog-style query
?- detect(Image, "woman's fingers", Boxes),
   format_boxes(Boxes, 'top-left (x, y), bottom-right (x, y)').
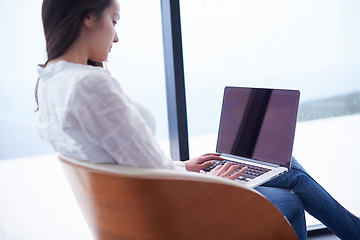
top-left (217, 162), bottom-right (234, 172)
top-left (223, 164), bottom-right (242, 175)
top-left (185, 153), bottom-right (224, 172)
top-left (200, 160), bottom-right (216, 169)
top-left (228, 166), bottom-right (248, 180)
top-left (210, 162), bottom-right (248, 180)
top-left (213, 164), bottom-right (223, 171)
top-left (203, 153), bottom-right (221, 157)
top-left (195, 153), bottom-right (223, 163)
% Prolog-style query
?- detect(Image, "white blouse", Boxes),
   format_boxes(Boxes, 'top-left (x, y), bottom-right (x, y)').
top-left (37, 60), bottom-right (186, 171)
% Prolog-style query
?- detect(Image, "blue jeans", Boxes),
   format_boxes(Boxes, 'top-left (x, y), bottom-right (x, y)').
top-left (256, 157), bottom-right (360, 240)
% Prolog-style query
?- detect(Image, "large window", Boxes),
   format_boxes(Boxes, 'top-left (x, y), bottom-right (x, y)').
top-left (107, 0), bottom-right (170, 154)
top-left (0, 1), bottom-right (170, 239)
top-left (180, 0), bottom-right (360, 227)
top-left (0, 0), bottom-right (51, 159)
top-left (0, 0), bottom-right (170, 160)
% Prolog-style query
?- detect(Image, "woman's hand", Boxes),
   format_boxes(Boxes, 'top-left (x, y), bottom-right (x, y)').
top-left (184, 153), bottom-right (224, 172)
top-left (200, 162), bottom-right (248, 181)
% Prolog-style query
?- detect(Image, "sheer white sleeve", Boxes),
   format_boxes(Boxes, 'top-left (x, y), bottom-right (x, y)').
top-left (68, 73), bottom-right (186, 171)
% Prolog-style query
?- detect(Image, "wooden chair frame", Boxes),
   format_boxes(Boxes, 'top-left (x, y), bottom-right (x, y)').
top-left (59, 155), bottom-right (297, 240)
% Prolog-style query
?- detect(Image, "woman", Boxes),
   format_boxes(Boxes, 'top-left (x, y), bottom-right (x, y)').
top-left (36, 0), bottom-right (360, 239)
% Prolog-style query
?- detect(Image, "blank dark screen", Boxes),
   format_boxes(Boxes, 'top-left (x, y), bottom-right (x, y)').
top-left (216, 87), bottom-right (300, 167)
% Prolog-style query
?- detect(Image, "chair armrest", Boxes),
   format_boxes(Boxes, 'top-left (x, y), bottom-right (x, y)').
top-left (58, 154), bottom-right (259, 194)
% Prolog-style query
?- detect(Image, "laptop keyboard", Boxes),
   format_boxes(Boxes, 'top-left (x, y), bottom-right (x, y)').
top-left (203, 159), bottom-right (271, 182)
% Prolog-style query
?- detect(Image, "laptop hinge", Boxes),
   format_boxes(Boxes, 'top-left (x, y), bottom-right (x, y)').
top-left (220, 153), bottom-right (280, 168)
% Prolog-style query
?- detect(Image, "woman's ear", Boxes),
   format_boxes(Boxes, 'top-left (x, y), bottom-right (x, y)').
top-left (83, 13), bottom-right (97, 28)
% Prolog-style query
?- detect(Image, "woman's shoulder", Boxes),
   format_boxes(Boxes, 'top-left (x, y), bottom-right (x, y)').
top-left (40, 60), bottom-right (123, 101)
top-left (38, 60), bottom-right (112, 86)
top-left (67, 62), bottom-right (111, 82)
top-left (52, 61), bottom-right (117, 89)
top-left (62, 63), bottom-right (126, 101)
top-left (74, 67), bottom-right (119, 91)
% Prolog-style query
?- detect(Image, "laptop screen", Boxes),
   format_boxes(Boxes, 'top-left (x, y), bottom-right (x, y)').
top-left (216, 87), bottom-right (300, 168)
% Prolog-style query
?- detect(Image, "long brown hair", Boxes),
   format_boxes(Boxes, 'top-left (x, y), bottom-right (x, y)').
top-left (35, 0), bottom-right (112, 111)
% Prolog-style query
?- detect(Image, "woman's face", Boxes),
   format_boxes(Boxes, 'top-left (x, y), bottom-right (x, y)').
top-left (87, 0), bottom-right (120, 63)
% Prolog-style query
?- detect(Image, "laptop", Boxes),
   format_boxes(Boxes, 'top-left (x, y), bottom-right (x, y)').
top-left (205, 86), bottom-right (300, 188)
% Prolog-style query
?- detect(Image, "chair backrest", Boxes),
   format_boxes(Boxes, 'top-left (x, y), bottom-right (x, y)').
top-left (59, 155), bottom-right (298, 240)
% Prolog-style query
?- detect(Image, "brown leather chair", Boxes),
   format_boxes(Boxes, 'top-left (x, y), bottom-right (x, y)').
top-left (59, 154), bottom-right (298, 240)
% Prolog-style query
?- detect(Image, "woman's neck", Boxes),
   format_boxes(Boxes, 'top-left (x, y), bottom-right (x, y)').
top-left (48, 41), bottom-right (89, 66)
